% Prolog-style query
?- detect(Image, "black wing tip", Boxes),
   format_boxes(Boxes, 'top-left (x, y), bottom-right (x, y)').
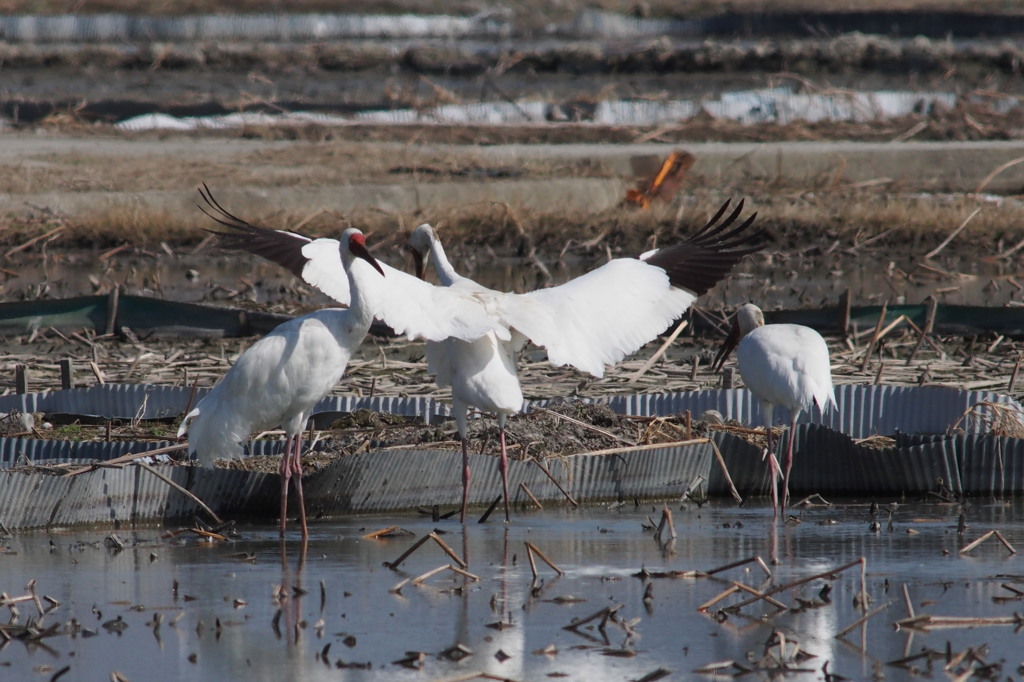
top-left (642, 198), bottom-right (768, 295)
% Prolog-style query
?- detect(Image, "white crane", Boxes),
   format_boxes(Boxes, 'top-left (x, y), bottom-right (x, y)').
top-left (712, 303), bottom-right (837, 511)
top-left (180, 188), bottom-right (511, 537)
top-left (205, 197), bottom-right (764, 523)
top-left (177, 228), bottom-right (386, 539)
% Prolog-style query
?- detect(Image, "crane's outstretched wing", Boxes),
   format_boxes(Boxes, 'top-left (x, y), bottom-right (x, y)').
top-left (640, 199), bottom-right (764, 295)
top-left (198, 184), bottom-right (353, 305)
top-left (501, 199), bottom-right (765, 377)
top-left (197, 185), bottom-right (510, 343)
top-left (496, 261), bottom-right (694, 377)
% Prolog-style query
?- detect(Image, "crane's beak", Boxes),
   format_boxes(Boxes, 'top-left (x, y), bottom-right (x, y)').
top-left (711, 319), bottom-right (741, 373)
top-left (411, 248), bottom-right (426, 281)
top-left (349, 234), bottom-right (386, 277)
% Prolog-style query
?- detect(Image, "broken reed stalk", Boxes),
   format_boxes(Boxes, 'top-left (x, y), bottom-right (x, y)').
top-left (525, 542), bottom-right (540, 580)
top-left (692, 661), bottom-right (742, 676)
top-left (447, 565), bottom-right (481, 581)
top-left (703, 555), bottom-right (771, 580)
top-left (859, 556), bottom-right (869, 612)
top-left (792, 493), bottom-right (832, 508)
top-left (385, 533), bottom-right (432, 570)
top-left (65, 443), bottom-right (189, 476)
top-left (709, 439), bottom-right (743, 503)
top-left (411, 565), bottom-right (449, 585)
top-left (974, 155), bottom-right (1024, 195)
top-left (657, 506), bottom-right (677, 540)
top-left (874, 314), bottom-right (908, 343)
top-left (533, 405), bottom-right (634, 447)
top-left (996, 583), bottom-right (1024, 602)
top-left (835, 600), bottom-right (892, 639)
top-left (959, 529), bottom-right (1017, 555)
top-left (189, 528), bottom-right (227, 541)
top-left (428, 532), bottom-right (468, 568)
top-left (531, 459), bottom-right (579, 507)
top-left (860, 301), bottom-right (889, 373)
top-left (564, 603), bottom-right (623, 632)
top-left (924, 207), bottom-right (981, 260)
top-left (902, 584), bottom-right (915, 618)
top-left (519, 482), bottom-right (543, 509)
top-left (477, 495), bottom-right (502, 523)
top-left (906, 296), bottom-right (937, 366)
top-left (697, 585), bottom-right (741, 612)
top-left (138, 463), bottom-right (223, 526)
top-left (627, 319), bottom-right (688, 384)
top-left (902, 313), bottom-right (948, 358)
top-left (385, 532), bottom-right (467, 570)
top-left (525, 541), bottom-right (564, 576)
top-left (726, 557), bottom-right (865, 612)
top-left (362, 526), bottom-right (400, 539)
top-left (897, 613), bottom-right (1024, 632)
top-left (730, 581), bottom-right (787, 611)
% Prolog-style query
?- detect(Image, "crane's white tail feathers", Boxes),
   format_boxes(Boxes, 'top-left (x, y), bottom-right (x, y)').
top-left (177, 398), bottom-right (249, 466)
top-left (815, 387), bottom-right (839, 415)
top-left (176, 406), bottom-right (199, 439)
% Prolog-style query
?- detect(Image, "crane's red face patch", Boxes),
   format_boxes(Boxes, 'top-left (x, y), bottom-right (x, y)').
top-left (348, 232), bottom-right (385, 277)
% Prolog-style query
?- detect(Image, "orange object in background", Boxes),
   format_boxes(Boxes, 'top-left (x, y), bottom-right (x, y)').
top-left (623, 150), bottom-right (695, 209)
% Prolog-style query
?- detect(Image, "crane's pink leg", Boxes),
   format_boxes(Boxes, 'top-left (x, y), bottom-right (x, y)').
top-left (278, 434), bottom-right (308, 538)
top-left (290, 435), bottom-right (308, 539)
top-left (498, 418), bottom-right (510, 523)
top-left (459, 435), bottom-right (471, 523)
top-left (782, 415), bottom-right (798, 511)
top-left (278, 443), bottom-right (291, 537)
top-left (763, 426), bottom-right (780, 518)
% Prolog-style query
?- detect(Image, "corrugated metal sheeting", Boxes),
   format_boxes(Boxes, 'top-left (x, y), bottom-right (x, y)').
top-left (0, 438), bottom-right (174, 468)
top-left (0, 442), bottom-right (711, 530)
top-left (302, 443), bottom-right (712, 515)
top-left (0, 384), bottom-right (444, 425)
top-left (3, 383), bottom-right (1024, 529)
top-left (0, 465), bottom-right (277, 530)
top-left (0, 436), bottom-right (332, 468)
top-left (0, 384), bottom-right (197, 420)
top-left (707, 425), bottom-right (1024, 499)
top-left (4, 383), bottom-right (1013, 437)
top-left (606, 384), bottom-right (1019, 439)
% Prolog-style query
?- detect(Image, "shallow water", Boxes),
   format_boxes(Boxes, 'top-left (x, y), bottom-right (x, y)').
top-left (1, 500), bottom-right (1021, 681)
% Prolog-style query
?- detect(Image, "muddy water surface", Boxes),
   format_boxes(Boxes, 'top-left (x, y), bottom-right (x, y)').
top-left (1, 500), bottom-right (1021, 681)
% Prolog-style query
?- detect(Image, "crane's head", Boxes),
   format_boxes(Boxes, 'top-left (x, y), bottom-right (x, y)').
top-left (407, 223), bottom-right (437, 281)
top-left (341, 228), bottom-right (385, 277)
top-left (711, 303), bottom-right (764, 372)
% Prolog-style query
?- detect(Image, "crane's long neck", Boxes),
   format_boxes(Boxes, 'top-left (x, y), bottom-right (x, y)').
top-left (344, 259), bottom-right (378, 335)
top-left (428, 239), bottom-right (461, 287)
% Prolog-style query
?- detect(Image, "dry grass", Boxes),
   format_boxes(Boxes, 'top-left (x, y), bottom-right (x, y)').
top-left (4, 172), bottom-right (1024, 258)
top-left (951, 401), bottom-right (1024, 438)
top-left (0, 140), bottom-right (603, 196)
